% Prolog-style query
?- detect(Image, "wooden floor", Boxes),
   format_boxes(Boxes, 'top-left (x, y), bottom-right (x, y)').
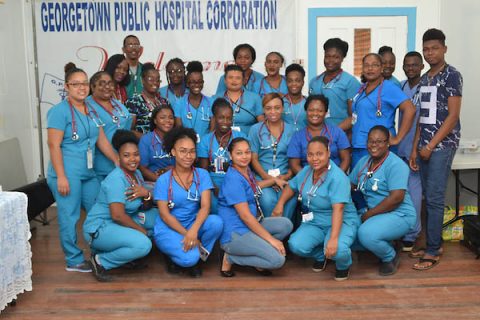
top-left (2, 209), bottom-right (480, 320)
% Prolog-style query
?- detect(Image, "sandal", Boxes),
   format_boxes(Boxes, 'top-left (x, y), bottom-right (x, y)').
top-left (220, 251), bottom-right (235, 278)
top-left (412, 257), bottom-right (440, 271)
top-left (408, 247), bottom-right (444, 259)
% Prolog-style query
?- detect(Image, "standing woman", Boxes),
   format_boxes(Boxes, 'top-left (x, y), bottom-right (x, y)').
top-left (84, 130), bottom-right (157, 282)
top-left (160, 58), bottom-right (189, 106)
top-left (47, 63), bottom-right (118, 272)
top-left (198, 98), bottom-right (247, 214)
top-left (217, 64), bottom-right (263, 135)
top-left (288, 95), bottom-right (351, 175)
top-left (153, 127), bottom-right (223, 277)
top-left (87, 71), bottom-right (132, 182)
top-left (309, 38), bottom-right (361, 130)
top-left (174, 61), bottom-right (213, 139)
top-left (216, 43), bottom-right (264, 94)
top-left (126, 63), bottom-right (170, 138)
top-left (350, 126), bottom-right (416, 275)
top-left (218, 137), bottom-right (293, 277)
top-left (138, 105), bottom-right (175, 182)
top-left (378, 46), bottom-right (401, 87)
top-left (273, 136), bottom-right (359, 281)
top-left (248, 93), bottom-right (297, 219)
top-left (282, 63), bottom-right (307, 132)
top-left (104, 54), bottom-right (130, 104)
top-left (253, 52), bottom-right (288, 97)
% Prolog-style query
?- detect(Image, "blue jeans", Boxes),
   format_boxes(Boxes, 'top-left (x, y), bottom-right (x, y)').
top-left (419, 148), bottom-right (456, 256)
top-left (259, 186), bottom-right (297, 220)
top-left (221, 217), bottom-right (293, 270)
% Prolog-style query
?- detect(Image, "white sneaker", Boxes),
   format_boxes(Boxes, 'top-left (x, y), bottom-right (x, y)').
top-left (66, 261), bottom-right (92, 273)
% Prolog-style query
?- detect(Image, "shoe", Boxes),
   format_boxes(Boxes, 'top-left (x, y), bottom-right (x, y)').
top-left (122, 258), bottom-right (148, 270)
top-left (312, 260), bottom-right (327, 272)
top-left (164, 255), bottom-right (182, 274)
top-left (334, 268), bottom-right (350, 281)
top-left (89, 254), bottom-right (112, 282)
top-left (65, 261), bottom-right (92, 273)
top-left (253, 268), bottom-right (272, 276)
top-left (379, 253), bottom-right (400, 276)
top-left (402, 241), bottom-right (415, 252)
top-left (220, 251), bottom-right (235, 278)
top-left (189, 264), bottom-right (203, 278)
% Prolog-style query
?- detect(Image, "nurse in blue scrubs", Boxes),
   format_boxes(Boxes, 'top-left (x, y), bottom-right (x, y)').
top-left (174, 61), bottom-right (213, 139)
top-left (84, 130), bottom-right (157, 282)
top-left (216, 64), bottom-right (264, 135)
top-left (87, 71), bottom-right (132, 182)
top-left (282, 63), bottom-right (307, 132)
top-left (378, 46), bottom-right (402, 87)
top-left (218, 137), bottom-right (293, 277)
top-left (350, 126), bottom-right (416, 276)
top-left (47, 63), bottom-right (118, 273)
top-left (215, 43), bottom-right (263, 94)
top-left (309, 38), bottom-right (361, 130)
top-left (273, 136), bottom-right (359, 281)
top-left (248, 93), bottom-right (297, 219)
top-left (252, 52), bottom-right (288, 97)
top-left (349, 53), bottom-right (416, 167)
top-left (153, 127), bottom-right (223, 277)
top-left (288, 95), bottom-right (351, 175)
top-left (159, 58), bottom-right (188, 106)
top-left (198, 98), bottom-right (246, 214)
top-left (138, 105), bottom-right (175, 182)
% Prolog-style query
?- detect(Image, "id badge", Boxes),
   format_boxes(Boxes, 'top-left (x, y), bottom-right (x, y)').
top-left (199, 244), bottom-right (210, 262)
top-left (137, 212), bottom-right (146, 225)
top-left (215, 156), bottom-right (226, 173)
top-left (351, 112), bottom-right (358, 125)
top-left (268, 168), bottom-right (281, 177)
top-left (231, 126), bottom-right (241, 132)
top-left (87, 147), bottom-right (93, 169)
top-left (302, 212), bottom-right (314, 223)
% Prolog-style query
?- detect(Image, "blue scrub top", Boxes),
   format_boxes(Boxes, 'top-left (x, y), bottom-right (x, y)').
top-left (153, 167), bottom-right (213, 227)
top-left (289, 162), bottom-right (359, 228)
top-left (197, 130), bottom-right (247, 188)
top-left (173, 94), bottom-right (213, 138)
top-left (388, 76), bottom-right (402, 88)
top-left (138, 131), bottom-right (175, 173)
top-left (282, 95), bottom-right (307, 131)
top-left (217, 167), bottom-right (258, 244)
top-left (159, 85), bottom-right (189, 106)
top-left (309, 71), bottom-right (361, 126)
top-left (215, 90), bottom-right (263, 135)
top-left (46, 99), bottom-right (100, 180)
top-left (397, 81), bottom-right (420, 159)
top-left (84, 167), bottom-right (145, 233)
top-left (252, 76), bottom-right (288, 97)
top-left (351, 80), bottom-right (408, 149)
top-left (248, 121), bottom-right (295, 175)
top-left (287, 124), bottom-right (350, 168)
top-left (215, 70), bottom-right (264, 95)
top-left (86, 96), bottom-right (132, 177)
top-left (349, 152), bottom-right (416, 219)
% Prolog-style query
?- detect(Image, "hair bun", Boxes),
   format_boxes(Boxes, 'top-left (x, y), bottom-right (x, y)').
top-left (64, 62), bottom-right (77, 73)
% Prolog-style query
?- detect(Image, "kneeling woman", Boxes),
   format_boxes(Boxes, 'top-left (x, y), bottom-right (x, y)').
top-left (273, 136), bottom-right (359, 281)
top-left (83, 130), bottom-right (157, 282)
top-left (153, 127), bottom-right (223, 277)
top-left (349, 125), bottom-right (416, 276)
top-left (218, 137), bottom-right (293, 277)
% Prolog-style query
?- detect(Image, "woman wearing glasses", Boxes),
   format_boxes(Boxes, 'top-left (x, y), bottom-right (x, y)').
top-left (216, 64), bottom-right (263, 135)
top-left (248, 93), bottom-right (296, 220)
top-left (253, 51), bottom-right (288, 97)
top-left (153, 127), bottom-right (223, 277)
top-left (104, 54), bottom-right (130, 104)
top-left (160, 58), bottom-right (189, 106)
top-left (350, 125), bottom-right (416, 276)
top-left (309, 38), bottom-right (361, 129)
top-left (46, 63), bottom-right (118, 273)
top-left (174, 61), bottom-right (213, 139)
top-left (87, 71), bottom-right (132, 182)
top-left (125, 63), bottom-right (170, 138)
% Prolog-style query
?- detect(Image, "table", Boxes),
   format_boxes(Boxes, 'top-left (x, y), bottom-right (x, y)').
top-left (0, 192), bottom-right (33, 312)
top-left (445, 153), bottom-right (480, 227)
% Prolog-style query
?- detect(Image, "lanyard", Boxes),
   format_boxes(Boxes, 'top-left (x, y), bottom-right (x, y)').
top-left (353, 80), bottom-right (385, 117)
top-left (151, 129), bottom-right (169, 159)
top-left (114, 85), bottom-right (127, 103)
top-left (355, 151), bottom-right (390, 191)
top-left (68, 98), bottom-right (103, 141)
top-left (285, 94), bottom-right (306, 127)
top-left (185, 94), bottom-right (206, 124)
top-left (208, 130), bottom-right (232, 164)
top-left (224, 90), bottom-right (244, 114)
top-left (141, 92), bottom-right (161, 112)
top-left (298, 167), bottom-right (329, 210)
top-left (232, 166), bottom-right (264, 221)
top-left (122, 168), bottom-right (141, 187)
top-left (259, 76), bottom-right (285, 95)
top-left (167, 167), bottom-right (200, 208)
top-left (258, 120), bottom-right (284, 166)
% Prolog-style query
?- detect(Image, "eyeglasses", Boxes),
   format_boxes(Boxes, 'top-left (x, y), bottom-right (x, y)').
top-left (363, 63), bottom-right (382, 69)
top-left (175, 148), bottom-right (196, 156)
top-left (96, 80), bottom-right (114, 87)
top-left (67, 82), bottom-right (89, 88)
top-left (367, 139), bottom-right (388, 145)
top-left (168, 68), bottom-right (185, 74)
top-left (125, 44), bottom-right (142, 50)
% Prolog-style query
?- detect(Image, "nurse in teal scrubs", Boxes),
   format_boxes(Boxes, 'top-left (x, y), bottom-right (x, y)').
top-left (248, 93), bottom-right (296, 219)
top-left (47, 63), bottom-right (118, 273)
top-left (84, 130), bottom-right (157, 282)
top-left (273, 136), bottom-right (359, 281)
top-left (252, 52), bottom-right (288, 97)
top-left (198, 98), bottom-right (247, 214)
top-left (282, 63), bottom-right (307, 132)
top-left (309, 38), bottom-right (361, 130)
top-left (87, 71), bottom-right (132, 182)
top-left (159, 58), bottom-right (189, 106)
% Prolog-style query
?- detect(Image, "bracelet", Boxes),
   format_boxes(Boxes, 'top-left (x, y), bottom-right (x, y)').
top-left (143, 192), bottom-right (152, 201)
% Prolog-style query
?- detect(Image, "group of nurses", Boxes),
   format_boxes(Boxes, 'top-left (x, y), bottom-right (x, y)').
top-left (282, 63), bottom-right (307, 132)
top-left (252, 52), bottom-right (288, 97)
top-left (104, 54), bottom-right (130, 104)
top-left (47, 63), bottom-right (118, 272)
top-left (160, 58), bottom-right (189, 106)
top-left (84, 130), bottom-right (157, 282)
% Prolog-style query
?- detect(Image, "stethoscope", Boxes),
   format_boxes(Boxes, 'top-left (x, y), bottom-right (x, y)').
top-left (233, 166), bottom-right (264, 221)
top-left (92, 97), bottom-right (128, 126)
top-left (185, 94), bottom-right (209, 121)
top-left (259, 76), bottom-right (286, 96)
top-left (141, 93), bottom-right (162, 116)
top-left (305, 125), bottom-right (332, 147)
top-left (208, 130), bottom-right (232, 165)
top-left (315, 69), bottom-right (343, 90)
top-left (224, 90), bottom-right (244, 114)
top-left (283, 94), bottom-right (306, 129)
top-left (122, 168), bottom-right (142, 187)
top-left (352, 79), bottom-right (385, 118)
top-left (297, 166), bottom-right (330, 210)
top-left (258, 121), bottom-right (284, 166)
top-left (355, 151), bottom-right (390, 192)
top-left (167, 167), bottom-right (200, 209)
top-left (151, 129), bottom-right (170, 159)
top-left (68, 98), bottom-right (105, 141)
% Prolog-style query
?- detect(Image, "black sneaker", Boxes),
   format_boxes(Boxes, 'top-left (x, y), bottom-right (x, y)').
top-left (379, 253), bottom-right (401, 276)
top-left (189, 264), bottom-right (203, 278)
top-left (165, 256), bottom-right (182, 274)
top-left (334, 268), bottom-right (350, 281)
top-left (312, 260), bottom-right (327, 272)
top-left (89, 254), bottom-right (112, 282)
top-left (402, 241), bottom-right (415, 252)
top-left (122, 258), bottom-right (148, 270)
